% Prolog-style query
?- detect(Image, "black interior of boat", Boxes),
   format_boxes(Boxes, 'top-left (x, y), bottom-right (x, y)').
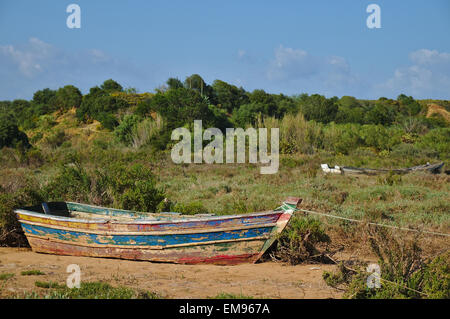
top-left (21, 202), bottom-right (70, 217)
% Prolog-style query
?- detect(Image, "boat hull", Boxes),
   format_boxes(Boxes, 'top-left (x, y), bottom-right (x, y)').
top-left (15, 201), bottom-right (296, 265)
top-left (25, 236), bottom-right (265, 265)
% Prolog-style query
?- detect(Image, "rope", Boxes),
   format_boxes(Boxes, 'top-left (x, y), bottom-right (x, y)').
top-left (276, 203), bottom-right (450, 237)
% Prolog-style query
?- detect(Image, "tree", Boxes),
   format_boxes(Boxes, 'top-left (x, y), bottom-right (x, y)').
top-left (338, 96), bottom-right (361, 109)
top-left (184, 74), bottom-right (205, 91)
top-left (248, 89), bottom-right (277, 117)
top-left (273, 94), bottom-right (297, 118)
top-left (299, 94), bottom-right (338, 123)
top-left (231, 103), bottom-right (264, 127)
top-left (335, 96), bottom-right (365, 124)
top-left (54, 85), bottom-right (82, 111)
top-left (166, 78), bottom-right (184, 90)
top-left (32, 88), bottom-right (56, 106)
top-left (212, 80), bottom-right (248, 113)
top-left (335, 106), bottom-right (365, 124)
top-left (0, 113), bottom-right (30, 149)
top-left (365, 102), bottom-right (394, 125)
top-left (397, 94), bottom-right (422, 116)
top-left (76, 85), bottom-right (127, 130)
top-left (100, 79), bottom-right (123, 93)
top-left (183, 74), bottom-right (215, 101)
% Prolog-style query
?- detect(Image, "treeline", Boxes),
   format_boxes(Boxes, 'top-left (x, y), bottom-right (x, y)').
top-left (0, 74), bottom-right (449, 157)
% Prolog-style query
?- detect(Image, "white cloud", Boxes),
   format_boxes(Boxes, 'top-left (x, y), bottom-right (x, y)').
top-left (0, 37), bottom-right (54, 77)
top-left (264, 46), bottom-right (362, 96)
top-left (0, 38), bottom-right (150, 100)
top-left (409, 49), bottom-right (450, 66)
top-left (267, 46), bottom-right (319, 80)
top-left (380, 49), bottom-right (450, 99)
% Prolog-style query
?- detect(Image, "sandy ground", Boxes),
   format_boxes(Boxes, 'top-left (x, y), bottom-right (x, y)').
top-left (0, 247), bottom-right (343, 299)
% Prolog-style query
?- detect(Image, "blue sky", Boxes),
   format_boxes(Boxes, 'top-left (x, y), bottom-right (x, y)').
top-left (1, 0), bottom-right (449, 100)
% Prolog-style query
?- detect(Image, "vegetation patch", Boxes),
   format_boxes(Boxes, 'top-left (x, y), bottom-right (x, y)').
top-left (322, 227), bottom-right (450, 299)
top-left (21, 270), bottom-right (45, 276)
top-left (0, 273), bottom-right (15, 281)
top-left (210, 292), bottom-right (254, 299)
top-left (270, 216), bottom-right (332, 265)
top-left (24, 281), bottom-right (160, 299)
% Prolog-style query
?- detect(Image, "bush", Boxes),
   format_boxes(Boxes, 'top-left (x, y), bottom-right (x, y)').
top-left (323, 123), bottom-right (362, 154)
top-left (0, 113), bottom-right (30, 149)
top-left (172, 202), bottom-right (209, 215)
top-left (107, 164), bottom-right (165, 212)
top-left (43, 130), bottom-right (66, 149)
top-left (271, 216), bottom-right (331, 265)
top-left (390, 143), bottom-right (438, 160)
top-left (416, 128), bottom-right (450, 159)
top-left (0, 177), bottom-right (43, 246)
top-left (129, 115), bottom-right (164, 149)
top-left (277, 113), bottom-right (323, 154)
top-left (97, 112), bottom-right (119, 130)
top-left (114, 114), bottom-right (141, 145)
top-left (43, 164), bottom-right (91, 202)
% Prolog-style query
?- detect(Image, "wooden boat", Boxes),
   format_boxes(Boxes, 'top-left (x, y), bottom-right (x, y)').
top-left (321, 162), bottom-right (444, 176)
top-left (14, 197), bottom-right (301, 265)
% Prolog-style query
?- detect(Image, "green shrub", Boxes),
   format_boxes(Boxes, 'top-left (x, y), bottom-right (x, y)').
top-left (323, 123), bottom-right (362, 154)
top-left (271, 216), bottom-right (330, 265)
top-left (43, 164), bottom-right (91, 202)
top-left (37, 114), bottom-right (56, 130)
top-left (114, 114), bottom-right (141, 145)
top-left (416, 128), bottom-right (450, 159)
top-left (0, 113), bottom-right (30, 149)
top-left (0, 177), bottom-right (43, 246)
top-left (390, 143), bottom-right (438, 160)
top-left (172, 201), bottom-right (209, 215)
top-left (43, 130), bottom-right (66, 149)
top-left (376, 171), bottom-right (402, 186)
top-left (97, 112), bottom-right (119, 130)
top-left (107, 164), bottom-right (165, 212)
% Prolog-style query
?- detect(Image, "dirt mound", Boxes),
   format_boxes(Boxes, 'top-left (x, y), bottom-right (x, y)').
top-left (427, 103), bottom-right (450, 122)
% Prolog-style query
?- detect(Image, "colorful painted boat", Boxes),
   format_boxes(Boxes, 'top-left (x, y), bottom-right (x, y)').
top-left (14, 197), bottom-right (301, 265)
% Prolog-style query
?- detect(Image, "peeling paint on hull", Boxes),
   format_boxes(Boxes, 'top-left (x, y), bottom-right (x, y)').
top-left (15, 200), bottom-right (299, 265)
top-left (27, 237), bottom-right (262, 265)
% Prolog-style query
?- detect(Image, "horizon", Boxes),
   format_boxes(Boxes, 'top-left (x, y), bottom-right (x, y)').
top-left (1, 1), bottom-right (450, 101)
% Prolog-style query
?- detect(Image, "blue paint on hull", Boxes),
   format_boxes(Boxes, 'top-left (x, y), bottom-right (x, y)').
top-left (21, 223), bottom-right (274, 247)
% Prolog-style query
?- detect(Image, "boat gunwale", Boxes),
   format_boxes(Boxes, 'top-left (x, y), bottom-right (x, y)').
top-left (14, 207), bottom-right (281, 226)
